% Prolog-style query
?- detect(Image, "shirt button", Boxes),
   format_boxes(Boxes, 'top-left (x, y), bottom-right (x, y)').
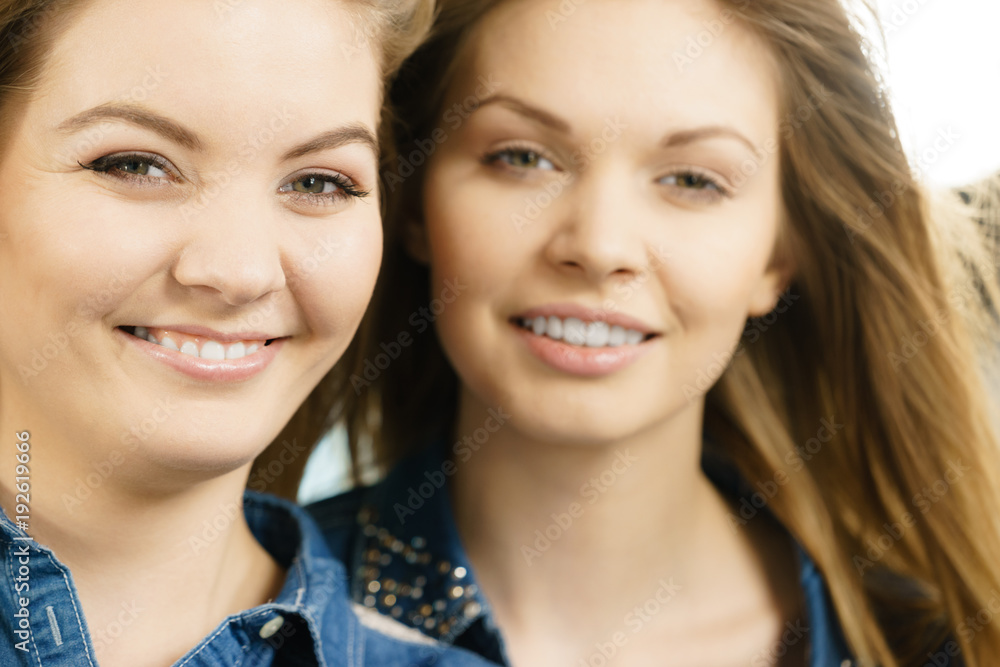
top-left (259, 615), bottom-right (285, 639)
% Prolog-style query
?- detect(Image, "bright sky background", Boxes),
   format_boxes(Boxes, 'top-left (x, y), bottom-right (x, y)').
top-left (875, 0), bottom-right (1000, 188)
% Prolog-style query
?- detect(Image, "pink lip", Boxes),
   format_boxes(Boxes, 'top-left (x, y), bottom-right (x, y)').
top-left (116, 327), bottom-right (283, 383)
top-left (514, 303), bottom-right (659, 335)
top-left (512, 324), bottom-right (656, 377)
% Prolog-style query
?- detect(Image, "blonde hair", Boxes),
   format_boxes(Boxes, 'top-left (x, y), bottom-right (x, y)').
top-left (346, 0), bottom-right (1000, 665)
top-left (0, 0), bottom-right (437, 499)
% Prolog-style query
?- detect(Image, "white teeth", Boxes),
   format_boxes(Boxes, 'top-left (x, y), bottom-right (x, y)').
top-left (131, 327), bottom-right (267, 360)
top-left (608, 325), bottom-right (626, 347)
top-left (520, 316), bottom-right (649, 348)
top-left (201, 340), bottom-right (225, 361)
top-left (546, 316), bottom-right (563, 340)
top-left (585, 322), bottom-right (610, 347)
top-left (563, 318), bottom-right (587, 345)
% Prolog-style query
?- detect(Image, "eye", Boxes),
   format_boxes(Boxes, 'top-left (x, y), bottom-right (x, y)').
top-left (278, 171), bottom-right (369, 205)
top-left (485, 146), bottom-right (558, 172)
top-left (79, 152), bottom-right (176, 184)
top-left (658, 169), bottom-right (732, 203)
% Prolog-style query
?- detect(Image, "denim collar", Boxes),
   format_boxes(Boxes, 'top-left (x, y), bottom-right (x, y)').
top-left (0, 490), bottom-right (360, 666)
top-left (345, 440), bottom-right (855, 666)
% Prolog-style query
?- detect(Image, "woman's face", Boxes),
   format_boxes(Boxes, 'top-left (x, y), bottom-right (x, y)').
top-left (0, 0), bottom-right (382, 474)
top-left (419, 0), bottom-right (790, 444)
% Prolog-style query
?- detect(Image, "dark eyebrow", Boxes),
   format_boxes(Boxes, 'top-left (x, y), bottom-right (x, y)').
top-left (661, 126), bottom-right (757, 152)
top-left (58, 103), bottom-right (203, 150)
top-left (58, 103), bottom-right (379, 162)
top-left (281, 124), bottom-right (379, 162)
top-left (474, 94), bottom-right (756, 153)
top-left (477, 94), bottom-right (572, 134)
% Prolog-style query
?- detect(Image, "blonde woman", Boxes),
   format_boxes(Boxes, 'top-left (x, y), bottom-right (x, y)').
top-left (308, 0), bottom-right (1000, 665)
top-left (0, 0), bottom-right (499, 665)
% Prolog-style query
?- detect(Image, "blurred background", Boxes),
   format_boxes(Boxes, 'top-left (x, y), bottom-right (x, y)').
top-left (871, 0), bottom-right (999, 188)
top-left (297, 0), bottom-right (1000, 503)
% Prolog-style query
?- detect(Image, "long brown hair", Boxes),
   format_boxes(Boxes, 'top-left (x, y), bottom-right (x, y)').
top-left (344, 0), bottom-right (1000, 665)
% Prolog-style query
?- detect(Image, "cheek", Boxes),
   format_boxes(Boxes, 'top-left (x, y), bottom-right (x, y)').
top-left (294, 218), bottom-right (382, 335)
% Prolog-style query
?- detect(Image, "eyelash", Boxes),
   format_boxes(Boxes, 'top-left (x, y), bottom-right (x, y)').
top-left (483, 143), bottom-right (559, 173)
top-left (482, 144), bottom-right (732, 204)
top-left (658, 167), bottom-right (733, 203)
top-left (79, 152), bottom-right (370, 205)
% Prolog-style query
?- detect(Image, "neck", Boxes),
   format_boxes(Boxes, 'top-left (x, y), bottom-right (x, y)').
top-left (0, 423), bottom-right (284, 666)
top-left (449, 390), bottom-right (789, 660)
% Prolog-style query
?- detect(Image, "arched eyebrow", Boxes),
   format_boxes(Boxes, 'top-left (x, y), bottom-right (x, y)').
top-left (58, 103), bottom-right (203, 150)
top-left (280, 125), bottom-right (379, 162)
top-left (57, 103), bottom-right (379, 161)
top-left (475, 94), bottom-right (757, 152)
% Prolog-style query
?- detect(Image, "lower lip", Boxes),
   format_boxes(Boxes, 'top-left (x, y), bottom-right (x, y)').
top-left (116, 328), bottom-right (284, 383)
top-left (513, 324), bottom-right (655, 377)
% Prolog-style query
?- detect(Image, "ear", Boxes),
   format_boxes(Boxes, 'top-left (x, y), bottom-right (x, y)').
top-left (403, 214), bottom-right (431, 265)
top-left (747, 247), bottom-right (797, 317)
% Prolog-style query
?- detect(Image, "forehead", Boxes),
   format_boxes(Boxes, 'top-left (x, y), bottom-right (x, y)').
top-left (33, 0), bottom-right (381, 141)
top-left (453, 0), bottom-right (780, 143)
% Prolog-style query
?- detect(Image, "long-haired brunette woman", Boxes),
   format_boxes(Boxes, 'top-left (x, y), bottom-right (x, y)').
top-left (310, 0), bottom-right (1000, 665)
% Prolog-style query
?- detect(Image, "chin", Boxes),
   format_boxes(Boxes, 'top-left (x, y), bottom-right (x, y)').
top-left (135, 426), bottom-right (279, 477)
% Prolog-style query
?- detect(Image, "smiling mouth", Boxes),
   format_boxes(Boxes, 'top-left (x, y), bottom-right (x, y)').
top-left (119, 326), bottom-right (279, 361)
top-left (513, 316), bottom-right (659, 348)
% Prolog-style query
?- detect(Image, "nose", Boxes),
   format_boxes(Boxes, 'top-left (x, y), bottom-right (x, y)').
top-left (543, 170), bottom-right (649, 284)
top-left (172, 183), bottom-right (286, 307)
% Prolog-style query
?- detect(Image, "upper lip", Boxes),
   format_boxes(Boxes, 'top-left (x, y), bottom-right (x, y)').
top-left (512, 303), bottom-right (660, 335)
top-left (125, 324), bottom-right (283, 343)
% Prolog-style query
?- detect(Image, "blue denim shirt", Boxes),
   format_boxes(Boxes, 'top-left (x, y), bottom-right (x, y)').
top-left (0, 490), bottom-right (498, 666)
top-left (307, 441), bottom-right (858, 666)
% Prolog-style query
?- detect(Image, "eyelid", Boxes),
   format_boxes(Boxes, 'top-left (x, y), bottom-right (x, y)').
top-left (657, 165), bottom-right (734, 201)
top-left (483, 141), bottom-right (562, 172)
top-left (278, 168), bottom-right (370, 204)
top-left (79, 151), bottom-right (181, 186)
